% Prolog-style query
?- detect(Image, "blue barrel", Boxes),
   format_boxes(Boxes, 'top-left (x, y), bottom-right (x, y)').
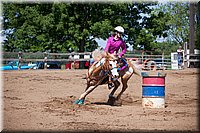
top-left (142, 72), bottom-right (166, 108)
top-left (142, 86), bottom-right (165, 97)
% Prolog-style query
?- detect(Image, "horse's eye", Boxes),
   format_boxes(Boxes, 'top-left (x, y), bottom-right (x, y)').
top-left (109, 64), bottom-right (112, 67)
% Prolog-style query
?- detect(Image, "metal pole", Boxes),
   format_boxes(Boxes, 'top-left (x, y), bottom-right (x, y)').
top-left (183, 42), bottom-right (188, 68)
top-left (18, 51), bottom-right (22, 70)
top-left (44, 52), bottom-right (48, 69)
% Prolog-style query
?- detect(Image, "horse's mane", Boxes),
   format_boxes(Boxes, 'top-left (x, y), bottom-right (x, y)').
top-left (92, 47), bottom-right (119, 61)
top-left (87, 49), bottom-right (117, 80)
top-left (92, 48), bottom-right (105, 62)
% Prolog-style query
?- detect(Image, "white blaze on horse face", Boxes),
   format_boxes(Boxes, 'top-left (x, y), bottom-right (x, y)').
top-left (109, 60), bottom-right (119, 77)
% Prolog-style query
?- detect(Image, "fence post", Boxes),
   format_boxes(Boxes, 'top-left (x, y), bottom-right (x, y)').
top-left (18, 51), bottom-right (22, 70)
top-left (183, 42), bottom-right (188, 68)
top-left (44, 52), bottom-right (48, 69)
top-left (162, 51), bottom-right (164, 68)
top-left (142, 51), bottom-right (144, 64)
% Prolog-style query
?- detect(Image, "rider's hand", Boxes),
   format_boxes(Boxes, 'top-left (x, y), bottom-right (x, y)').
top-left (119, 54), bottom-right (126, 59)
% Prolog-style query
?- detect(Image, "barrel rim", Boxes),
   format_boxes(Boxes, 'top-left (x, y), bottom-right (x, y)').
top-left (142, 76), bottom-right (166, 78)
top-left (142, 84), bottom-right (165, 86)
top-left (142, 96), bottom-right (165, 98)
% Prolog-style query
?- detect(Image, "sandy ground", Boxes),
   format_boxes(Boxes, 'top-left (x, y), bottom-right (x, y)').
top-left (2, 68), bottom-right (199, 132)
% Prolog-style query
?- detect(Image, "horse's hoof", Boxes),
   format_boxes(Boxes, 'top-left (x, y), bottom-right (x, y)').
top-left (107, 97), bottom-right (122, 106)
top-left (77, 99), bottom-right (85, 105)
top-left (73, 99), bottom-right (80, 104)
top-left (107, 97), bottom-right (116, 106)
top-left (74, 99), bottom-right (85, 105)
top-left (113, 99), bottom-right (122, 106)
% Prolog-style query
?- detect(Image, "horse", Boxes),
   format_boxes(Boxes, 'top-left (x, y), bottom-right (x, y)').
top-left (74, 51), bottom-right (141, 105)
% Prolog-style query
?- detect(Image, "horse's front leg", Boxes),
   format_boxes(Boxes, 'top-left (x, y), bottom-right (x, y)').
top-left (107, 80), bottom-right (120, 105)
top-left (115, 74), bottom-right (131, 102)
top-left (74, 79), bottom-right (99, 104)
top-left (108, 80), bottom-right (120, 98)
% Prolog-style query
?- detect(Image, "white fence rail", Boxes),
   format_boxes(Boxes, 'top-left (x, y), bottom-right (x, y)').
top-left (125, 54), bottom-right (172, 70)
top-left (2, 52), bottom-right (199, 70)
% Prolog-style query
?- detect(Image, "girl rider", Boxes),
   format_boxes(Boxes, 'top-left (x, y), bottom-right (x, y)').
top-left (104, 26), bottom-right (128, 89)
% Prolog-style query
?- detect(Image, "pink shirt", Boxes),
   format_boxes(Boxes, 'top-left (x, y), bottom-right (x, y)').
top-left (104, 36), bottom-right (126, 57)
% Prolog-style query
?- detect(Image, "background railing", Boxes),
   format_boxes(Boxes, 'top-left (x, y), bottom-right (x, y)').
top-left (184, 54), bottom-right (200, 68)
top-left (1, 51), bottom-right (199, 70)
top-left (125, 53), bottom-right (172, 70)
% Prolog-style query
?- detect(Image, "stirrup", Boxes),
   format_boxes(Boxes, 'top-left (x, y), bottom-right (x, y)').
top-left (108, 83), bottom-right (114, 89)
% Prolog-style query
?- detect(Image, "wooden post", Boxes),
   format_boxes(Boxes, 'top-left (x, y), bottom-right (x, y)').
top-left (44, 52), bottom-right (48, 69)
top-left (18, 51), bottom-right (22, 70)
top-left (183, 42), bottom-right (188, 68)
top-left (142, 51), bottom-right (144, 64)
top-left (162, 51), bottom-right (164, 70)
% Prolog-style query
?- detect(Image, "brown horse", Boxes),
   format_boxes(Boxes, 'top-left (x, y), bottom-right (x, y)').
top-left (74, 52), bottom-right (141, 105)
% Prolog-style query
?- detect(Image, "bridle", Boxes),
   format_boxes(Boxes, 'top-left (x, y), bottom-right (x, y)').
top-left (87, 55), bottom-right (119, 85)
top-left (102, 56), bottom-right (119, 79)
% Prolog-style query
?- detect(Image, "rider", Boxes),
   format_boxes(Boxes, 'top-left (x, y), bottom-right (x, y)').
top-left (104, 26), bottom-right (128, 89)
top-left (177, 45), bottom-right (184, 69)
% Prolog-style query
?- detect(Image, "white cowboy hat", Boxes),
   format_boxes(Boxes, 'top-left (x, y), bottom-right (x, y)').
top-left (114, 26), bottom-right (124, 33)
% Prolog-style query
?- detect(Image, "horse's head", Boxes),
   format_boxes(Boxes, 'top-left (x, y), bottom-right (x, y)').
top-left (104, 52), bottom-right (120, 79)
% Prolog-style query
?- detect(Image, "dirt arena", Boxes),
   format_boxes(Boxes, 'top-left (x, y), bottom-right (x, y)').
top-left (2, 68), bottom-right (199, 132)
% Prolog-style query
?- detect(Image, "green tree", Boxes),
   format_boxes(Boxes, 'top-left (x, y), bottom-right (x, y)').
top-left (189, 3), bottom-right (195, 54)
top-left (157, 2), bottom-right (189, 45)
top-left (134, 10), bottom-right (170, 51)
top-left (195, 2), bottom-right (200, 49)
top-left (2, 2), bottom-right (168, 53)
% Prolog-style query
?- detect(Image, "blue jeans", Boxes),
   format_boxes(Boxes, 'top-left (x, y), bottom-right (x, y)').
top-left (178, 55), bottom-right (183, 66)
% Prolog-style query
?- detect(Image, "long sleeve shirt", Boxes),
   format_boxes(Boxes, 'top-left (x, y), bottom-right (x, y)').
top-left (104, 36), bottom-right (127, 71)
top-left (104, 36), bottom-right (126, 58)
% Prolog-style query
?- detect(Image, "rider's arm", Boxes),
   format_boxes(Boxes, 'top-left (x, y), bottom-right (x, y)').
top-left (119, 41), bottom-right (126, 58)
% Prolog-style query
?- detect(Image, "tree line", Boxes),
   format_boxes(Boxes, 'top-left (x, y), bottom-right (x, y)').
top-left (2, 2), bottom-right (200, 55)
